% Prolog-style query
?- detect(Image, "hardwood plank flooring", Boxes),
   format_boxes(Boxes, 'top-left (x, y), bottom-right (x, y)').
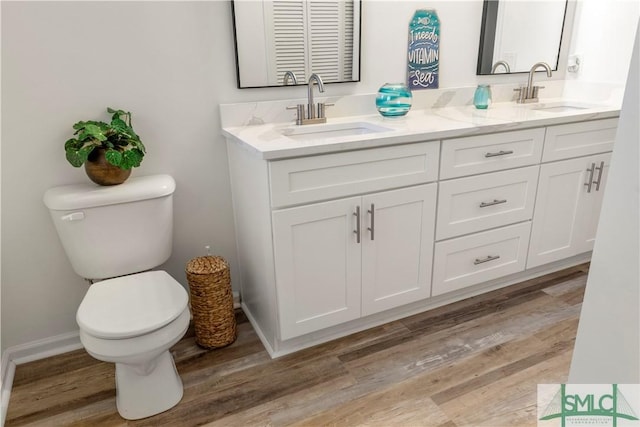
top-left (5, 264), bottom-right (589, 426)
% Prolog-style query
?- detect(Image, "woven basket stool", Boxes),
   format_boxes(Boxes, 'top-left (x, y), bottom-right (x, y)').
top-left (185, 256), bottom-right (237, 349)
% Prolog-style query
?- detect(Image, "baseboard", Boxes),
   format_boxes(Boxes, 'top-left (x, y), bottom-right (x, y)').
top-left (1, 360), bottom-right (15, 427)
top-left (240, 302), bottom-right (277, 357)
top-left (0, 330), bottom-right (82, 425)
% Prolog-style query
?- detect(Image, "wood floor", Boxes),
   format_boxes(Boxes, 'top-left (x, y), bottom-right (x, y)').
top-left (5, 264), bottom-right (589, 427)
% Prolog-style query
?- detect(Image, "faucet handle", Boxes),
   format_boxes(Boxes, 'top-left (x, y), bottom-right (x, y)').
top-left (317, 102), bottom-right (335, 119)
top-left (287, 104), bottom-right (306, 125)
top-left (513, 87), bottom-right (527, 103)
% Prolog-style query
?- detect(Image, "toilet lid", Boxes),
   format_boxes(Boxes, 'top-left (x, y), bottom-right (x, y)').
top-left (77, 270), bottom-right (189, 339)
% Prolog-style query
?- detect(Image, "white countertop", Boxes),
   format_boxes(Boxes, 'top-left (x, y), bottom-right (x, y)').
top-left (222, 98), bottom-right (620, 160)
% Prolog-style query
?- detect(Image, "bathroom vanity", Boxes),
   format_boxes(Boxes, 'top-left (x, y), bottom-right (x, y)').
top-left (222, 94), bottom-right (619, 357)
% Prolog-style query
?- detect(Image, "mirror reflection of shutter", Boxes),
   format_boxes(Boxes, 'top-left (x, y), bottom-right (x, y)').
top-left (265, 0), bottom-right (355, 85)
top-left (343, 1), bottom-right (354, 81)
top-left (265, 1), bottom-right (308, 86)
top-left (308, 0), bottom-right (348, 83)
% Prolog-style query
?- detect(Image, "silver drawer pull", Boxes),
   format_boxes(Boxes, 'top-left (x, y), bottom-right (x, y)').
top-left (367, 203), bottom-right (375, 241)
top-left (584, 163), bottom-right (596, 193)
top-left (479, 199), bottom-right (507, 208)
top-left (353, 206), bottom-right (361, 244)
top-left (485, 150), bottom-right (514, 158)
top-left (474, 255), bottom-right (501, 265)
top-left (593, 161), bottom-right (605, 191)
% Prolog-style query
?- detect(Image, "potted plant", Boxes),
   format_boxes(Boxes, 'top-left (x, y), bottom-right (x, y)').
top-left (64, 107), bottom-right (146, 185)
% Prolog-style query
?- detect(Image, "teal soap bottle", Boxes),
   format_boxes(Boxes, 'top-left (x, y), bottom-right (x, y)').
top-left (473, 84), bottom-right (492, 109)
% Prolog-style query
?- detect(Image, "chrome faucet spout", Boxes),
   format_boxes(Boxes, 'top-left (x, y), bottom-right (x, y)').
top-left (286, 73), bottom-right (331, 125)
top-left (515, 61), bottom-right (553, 103)
top-left (283, 71), bottom-right (298, 86)
top-left (527, 62), bottom-right (552, 94)
top-left (307, 73), bottom-right (325, 120)
top-left (491, 60), bottom-right (511, 74)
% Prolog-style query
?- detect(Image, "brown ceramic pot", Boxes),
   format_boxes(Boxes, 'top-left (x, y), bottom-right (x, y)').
top-left (84, 148), bottom-right (131, 186)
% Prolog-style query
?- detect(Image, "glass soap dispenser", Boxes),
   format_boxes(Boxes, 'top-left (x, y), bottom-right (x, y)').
top-left (473, 84), bottom-right (492, 109)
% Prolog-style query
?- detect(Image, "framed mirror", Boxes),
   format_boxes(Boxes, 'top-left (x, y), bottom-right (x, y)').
top-left (477, 0), bottom-right (568, 74)
top-left (232, 0), bottom-right (362, 88)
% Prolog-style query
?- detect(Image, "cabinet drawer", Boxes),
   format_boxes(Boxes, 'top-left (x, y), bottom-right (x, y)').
top-left (436, 166), bottom-right (538, 240)
top-left (440, 128), bottom-right (544, 179)
top-left (542, 118), bottom-right (618, 162)
top-left (432, 222), bottom-right (531, 297)
top-left (269, 142), bottom-right (439, 208)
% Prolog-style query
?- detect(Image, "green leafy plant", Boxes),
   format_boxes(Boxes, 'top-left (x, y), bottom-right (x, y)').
top-left (64, 107), bottom-right (146, 170)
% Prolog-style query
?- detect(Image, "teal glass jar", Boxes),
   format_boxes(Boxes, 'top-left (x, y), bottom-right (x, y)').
top-left (473, 84), bottom-right (492, 109)
top-left (376, 83), bottom-right (412, 117)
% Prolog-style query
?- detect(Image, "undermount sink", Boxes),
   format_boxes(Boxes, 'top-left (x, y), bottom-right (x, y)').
top-left (281, 121), bottom-right (393, 141)
top-left (529, 101), bottom-right (597, 113)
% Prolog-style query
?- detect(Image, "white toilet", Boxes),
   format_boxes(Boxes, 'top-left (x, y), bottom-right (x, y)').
top-left (43, 174), bottom-right (190, 420)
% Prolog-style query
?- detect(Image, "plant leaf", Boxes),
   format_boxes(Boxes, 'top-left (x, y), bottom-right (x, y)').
top-left (65, 145), bottom-right (95, 167)
top-left (110, 118), bottom-right (128, 133)
top-left (121, 149), bottom-right (144, 169)
top-left (104, 149), bottom-right (123, 167)
top-left (64, 138), bottom-right (82, 151)
top-left (131, 138), bottom-right (146, 153)
top-left (77, 123), bottom-right (108, 142)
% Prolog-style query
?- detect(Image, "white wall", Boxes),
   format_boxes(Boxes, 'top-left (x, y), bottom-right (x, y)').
top-left (568, 0), bottom-right (639, 84)
top-left (569, 21), bottom-right (639, 383)
top-left (0, 1), bottom-right (637, 355)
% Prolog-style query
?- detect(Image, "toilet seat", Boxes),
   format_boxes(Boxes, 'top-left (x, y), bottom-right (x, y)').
top-left (77, 270), bottom-right (188, 339)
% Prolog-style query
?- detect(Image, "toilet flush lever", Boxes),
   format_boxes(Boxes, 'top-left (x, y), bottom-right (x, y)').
top-left (61, 212), bottom-right (85, 221)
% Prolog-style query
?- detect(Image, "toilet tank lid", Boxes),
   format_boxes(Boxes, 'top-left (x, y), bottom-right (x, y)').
top-left (44, 174), bottom-right (176, 210)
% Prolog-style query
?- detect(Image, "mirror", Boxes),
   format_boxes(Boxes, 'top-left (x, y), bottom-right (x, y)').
top-left (477, 0), bottom-right (568, 74)
top-left (232, 0), bottom-right (362, 88)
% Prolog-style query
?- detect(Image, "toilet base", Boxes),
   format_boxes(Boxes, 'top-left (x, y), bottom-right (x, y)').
top-left (114, 350), bottom-right (184, 420)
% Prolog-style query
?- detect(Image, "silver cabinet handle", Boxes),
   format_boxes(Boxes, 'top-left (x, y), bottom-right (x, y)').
top-left (593, 161), bottom-right (605, 191)
top-left (367, 203), bottom-right (375, 241)
top-left (584, 163), bottom-right (596, 193)
top-left (479, 199), bottom-right (507, 208)
top-left (353, 206), bottom-right (361, 244)
top-left (485, 150), bottom-right (514, 158)
top-left (474, 255), bottom-right (501, 265)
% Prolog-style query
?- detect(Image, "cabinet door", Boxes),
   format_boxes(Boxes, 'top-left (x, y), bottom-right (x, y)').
top-left (361, 184), bottom-right (437, 316)
top-left (527, 157), bottom-right (588, 268)
top-left (527, 153), bottom-right (611, 268)
top-left (272, 197), bottom-right (361, 340)
top-left (574, 153), bottom-right (611, 254)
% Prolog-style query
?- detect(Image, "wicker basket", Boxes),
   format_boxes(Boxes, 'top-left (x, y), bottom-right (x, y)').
top-left (185, 256), bottom-right (237, 349)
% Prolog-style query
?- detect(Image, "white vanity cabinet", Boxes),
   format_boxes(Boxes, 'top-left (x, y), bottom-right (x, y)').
top-left (527, 119), bottom-right (618, 268)
top-left (273, 184), bottom-right (436, 339)
top-left (225, 112), bottom-right (619, 357)
top-left (432, 129), bottom-right (543, 296)
top-left (226, 140), bottom-right (440, 348)
top-left (528, 153), bottom-right (612, 268)
top-left (527, 119), bottom-right (617, 268)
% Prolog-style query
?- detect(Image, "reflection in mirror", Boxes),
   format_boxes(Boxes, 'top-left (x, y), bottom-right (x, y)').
top-left (232, 0), bottom-right (362, 89)
top-left (477, 0), bottom-right (567, 75)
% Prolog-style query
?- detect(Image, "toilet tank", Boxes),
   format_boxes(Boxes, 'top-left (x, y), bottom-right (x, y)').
top-left (44, 174), bottom-right (176, 280)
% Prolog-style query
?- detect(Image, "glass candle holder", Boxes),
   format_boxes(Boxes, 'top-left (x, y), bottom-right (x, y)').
top-left (376, 83), bottom-right (412, 117)
top-left (473, 84), bottom-right (492, 109)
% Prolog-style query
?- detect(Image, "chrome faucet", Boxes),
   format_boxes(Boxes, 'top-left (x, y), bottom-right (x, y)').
top-left (515, 62), bottom-right (553, 103)
top-left (306, 73), bottom-right (325, 122)
top-left (491, 60), bottom-right (511, 74)
top-left (286, 73), bottom-right (333, 125)
top-left (283, 71), bottom-right (298, 86)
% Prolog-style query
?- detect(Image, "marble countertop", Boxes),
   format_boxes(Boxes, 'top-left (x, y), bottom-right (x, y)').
top-left (222, 98), bottom-right (620, 160)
